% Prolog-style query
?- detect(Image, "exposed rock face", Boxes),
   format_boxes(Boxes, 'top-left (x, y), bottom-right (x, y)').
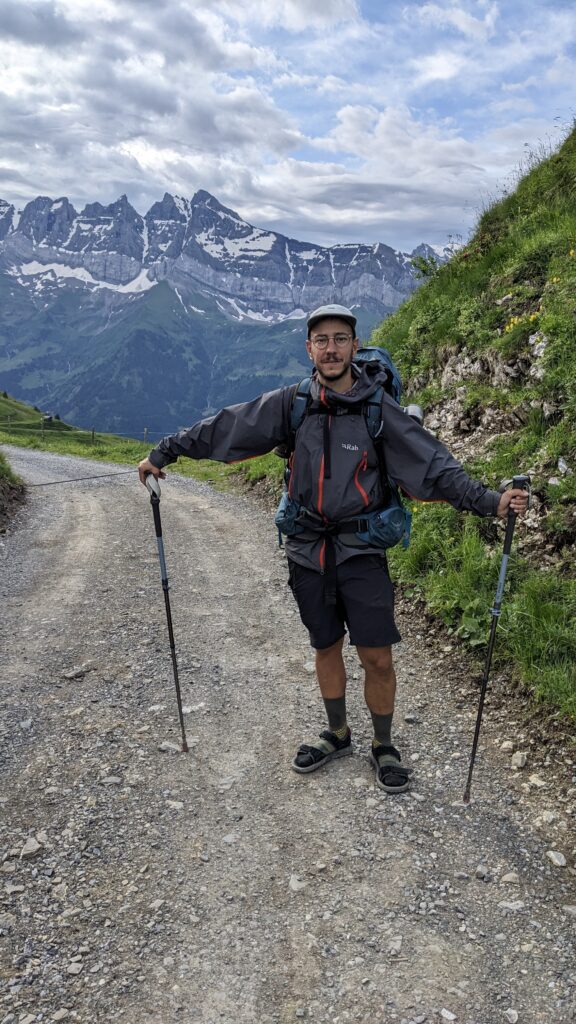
top-left (0, 189), bottom-right (450, 433)
top-left (0, 189), bottom-right (437, 314)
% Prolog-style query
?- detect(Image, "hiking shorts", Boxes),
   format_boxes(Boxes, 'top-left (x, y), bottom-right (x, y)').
top-left (287, 554), bottom-right (402, 650)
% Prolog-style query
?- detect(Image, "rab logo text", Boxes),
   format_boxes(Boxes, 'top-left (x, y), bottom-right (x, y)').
top-left (342, 442), bottom-right (359, 451)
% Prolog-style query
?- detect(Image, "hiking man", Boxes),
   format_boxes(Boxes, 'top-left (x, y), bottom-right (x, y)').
top-left (138, 303), bottom-right (528, 793)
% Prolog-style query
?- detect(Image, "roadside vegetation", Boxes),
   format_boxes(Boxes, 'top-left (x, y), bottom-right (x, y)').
top-left (1, 129), bottom-right (575, 719)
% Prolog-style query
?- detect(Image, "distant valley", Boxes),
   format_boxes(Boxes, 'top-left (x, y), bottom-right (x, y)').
top-left (0, 191), bottom-right (450, 436)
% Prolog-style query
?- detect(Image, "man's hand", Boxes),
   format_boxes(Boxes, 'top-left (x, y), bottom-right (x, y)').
top-left (496, 488), bottom-right (529, 519)
top-left (138, 458), bottom-right (166, 487)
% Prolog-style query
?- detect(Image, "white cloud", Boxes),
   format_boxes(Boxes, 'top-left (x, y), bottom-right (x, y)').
top-left (413, 1), bottom-right (499, 41)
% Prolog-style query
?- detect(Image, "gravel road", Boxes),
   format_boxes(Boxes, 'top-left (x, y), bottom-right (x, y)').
top-left (1, 445), bottom-right (574, 1024)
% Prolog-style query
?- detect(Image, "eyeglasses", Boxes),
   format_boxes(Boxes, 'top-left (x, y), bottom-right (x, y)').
top-left (311, 333), bottom-right (354, 349)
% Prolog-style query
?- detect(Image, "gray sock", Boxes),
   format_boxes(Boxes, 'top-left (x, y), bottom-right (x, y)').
top-left (370, 711), bottom-right (393, 747)
top-left (323, 696), bottom-right (348, 735)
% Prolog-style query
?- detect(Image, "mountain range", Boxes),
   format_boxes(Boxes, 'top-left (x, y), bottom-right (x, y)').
top-left (0, 190), bottom-right (451, 436)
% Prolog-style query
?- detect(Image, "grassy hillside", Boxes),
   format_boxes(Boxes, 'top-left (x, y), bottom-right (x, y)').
top-left (372, 128), bottom-right (576, 717)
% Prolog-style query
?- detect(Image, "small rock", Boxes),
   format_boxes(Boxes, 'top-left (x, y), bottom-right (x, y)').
top-left (475, 864), bottom-right (489, 879)
top-left (5, 883), bottom-right (25, 895)
top-left (404, 713), bottom-right (419, 724)
top-left (67, 962), bottom-right (83, 975)
top-left (20, 837), bottom-right (43, 860)
top-left (501, 872), bottom-right (520, 884)
top-left (289, 874), bottom-right (308, 892)
top-left (0, 913), bottom-right (17, 929)
top-left (303, 661), bottom-right (315, 675)
top-left (388, 935), bottom-right (403, 955)
top-left (528, 774), bottom-right (546, 788)
top-left (166, 800), bottom-right (184, 810)
top-left (19, 719), bottom-right (33, 731)
top-left (562, 905), bottom-right (576, 917)
top-left (150, 899), bottom-right (165, 911)
top-left (158, 741), bottom-right (181, 753)
top-left (504, 1011), bottom-right (519, 1023)
top-left (20, 1015), bottom-right (36, 1024)
top-left (100, 776), bottom-right (122, 786)
top-left (546, 850), bottom-right (566, 868)
top-left (511, 751), bottom-right (527, 769)
top-left (441, 1011), bottom-right (457, 1021)
top-left (498, 900), bottom-right (525, 912)
top-left (500, 740), bottom-right (514, 752)
top-left (222, 833), bottom-right (239, 845)
top-left (53, 1011), bottom-right (70, 1021)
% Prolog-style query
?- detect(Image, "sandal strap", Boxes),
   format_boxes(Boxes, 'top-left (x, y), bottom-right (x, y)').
top-left (372, 743), bottom-right (402, 762)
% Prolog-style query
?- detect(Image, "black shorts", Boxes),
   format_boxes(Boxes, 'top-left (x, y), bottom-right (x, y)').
top-left (287, 555), bottom-right (402, 651)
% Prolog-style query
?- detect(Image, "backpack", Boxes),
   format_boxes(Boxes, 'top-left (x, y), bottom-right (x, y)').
top-left (275, 346), bottom-right (413, 550)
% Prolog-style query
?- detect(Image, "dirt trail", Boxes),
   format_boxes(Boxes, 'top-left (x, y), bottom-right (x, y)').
top-left (0, 446), bottom-right (574, 1024)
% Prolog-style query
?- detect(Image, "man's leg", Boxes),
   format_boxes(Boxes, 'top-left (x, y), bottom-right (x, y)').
top-left (356, 645), bottom-right (395, 745)
top-left (315, 637), bottom-right (348, 735)
top-left (357, 645), bottom-right (410, 792)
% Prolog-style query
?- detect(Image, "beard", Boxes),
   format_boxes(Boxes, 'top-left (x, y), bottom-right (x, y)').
top-left (316, 353), bottom-right (352, 383)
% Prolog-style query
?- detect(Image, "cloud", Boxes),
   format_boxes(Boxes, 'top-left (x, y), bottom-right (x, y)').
top-left (0, 0), bottom-right (84, 47)
top-left (413, 1), bottom-right (499, 42)
top-left (196, 0), bottom-right (360, 33)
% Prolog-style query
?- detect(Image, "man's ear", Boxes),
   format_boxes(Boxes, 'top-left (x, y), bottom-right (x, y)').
top-left (305, 338), bottom-right (313, 359)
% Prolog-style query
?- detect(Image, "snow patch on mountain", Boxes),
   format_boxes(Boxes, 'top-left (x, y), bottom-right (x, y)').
top-left (15, 261), bottom-right (155, 294)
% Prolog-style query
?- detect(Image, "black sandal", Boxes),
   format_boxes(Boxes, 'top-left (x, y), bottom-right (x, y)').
top-left (370, 743), bottom-right (411, 793)
top-left (292, 729), bottom-right (352, 774)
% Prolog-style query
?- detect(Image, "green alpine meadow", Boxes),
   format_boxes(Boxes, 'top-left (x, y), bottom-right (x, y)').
top-left (1, 128), bottom-right (575, 718)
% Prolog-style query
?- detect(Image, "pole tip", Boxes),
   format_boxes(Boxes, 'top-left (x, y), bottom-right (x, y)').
top-left (181, 741), bottom-right (189, 754)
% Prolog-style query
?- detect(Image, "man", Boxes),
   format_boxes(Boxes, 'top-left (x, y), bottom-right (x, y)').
top-left (138, 303), bottom-right (528, 793)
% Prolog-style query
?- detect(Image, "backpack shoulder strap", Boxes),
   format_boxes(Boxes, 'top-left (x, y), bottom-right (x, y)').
top-left (364, 383), bottom-right (385, 442)
top-left (289, 376), bottom-right (313, 449)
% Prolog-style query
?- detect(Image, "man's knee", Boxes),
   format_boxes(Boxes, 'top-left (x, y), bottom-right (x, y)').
top-left (316, 637), bottom-right (344, 661)
top-left (357, 645), bottom-right (393, 675)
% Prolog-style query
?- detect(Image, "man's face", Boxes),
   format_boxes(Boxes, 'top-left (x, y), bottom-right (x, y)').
top-left (306, 317), bottom-right (358, 384)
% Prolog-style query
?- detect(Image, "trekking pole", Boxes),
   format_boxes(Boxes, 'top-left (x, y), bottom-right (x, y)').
top-left (463, 475), bottom-right (531, 804)
top-left (145, 474), bottom-right (189, 753)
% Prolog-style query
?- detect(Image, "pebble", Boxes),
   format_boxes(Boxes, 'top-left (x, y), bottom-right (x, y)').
top-left (20, 1015), bottom-right (36, 1024)
top-left (100, 775), bottom-right (123, 785)
top-left (498, 900), bottom-right (525, 912)
top-left (546, 850), bottom-right (566, 868)
top-left (303, 661), bottom-right (315, 674)
top-left (562, 905), bottom-right (576, 917)
top-left (289, 874), bottom-right (308, 892)
top-left (53, 1011), bottom-right (70, 1021)
top-left (0, 913), bottom-right (17, 928)
top-left (500, 740), bottom-right (514, 752)
top-left (504, 1011), bottom-right (519, 1023)
top-left (440, 1010), bottom-right (456, 1021)
top-left (20, 837), bottom-right (43, 860)
top-left (388, 936), bottom-right (403, 955)
top-left (404, 713), bottom-right (419, 724)
top-left (501, 872), bottom-right (520, 884)
top-left (528, 774), bottom-right (546, 788)
top-left (511, 751), bottom-right (527, 769)
top-left (158, 741), bottom-right (181, 753)
top-left (475, 864), bottom-right (489, 879)
top-left (67, 962), bottom-right (83, 975)
top-left (166, 800), bottom-right (184, 810)
top-left (19, 718), bottom-right (33, 731)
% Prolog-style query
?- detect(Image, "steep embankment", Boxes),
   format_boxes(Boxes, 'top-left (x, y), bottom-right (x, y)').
top-left (373, 128), bottom-right (576, 717)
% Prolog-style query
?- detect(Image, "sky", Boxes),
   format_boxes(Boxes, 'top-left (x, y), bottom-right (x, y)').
top-left (1, 0), bottom-right (574, 251)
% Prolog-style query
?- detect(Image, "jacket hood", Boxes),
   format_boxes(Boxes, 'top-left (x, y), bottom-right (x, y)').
top-left (309, 360), bottom-right (388, 407)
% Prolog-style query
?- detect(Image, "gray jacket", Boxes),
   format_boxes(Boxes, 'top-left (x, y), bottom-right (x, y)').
top-left (148, 364), bottom-right (500, 571)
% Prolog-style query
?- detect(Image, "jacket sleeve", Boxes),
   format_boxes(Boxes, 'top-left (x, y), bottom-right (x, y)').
top-left (148, 386), bottom-right (294, 469)
top-left (380, 394), bottom-right (500, 517)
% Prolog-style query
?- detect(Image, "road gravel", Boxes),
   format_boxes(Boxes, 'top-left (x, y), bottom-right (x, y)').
top-left (0, 445), bottom-right (574, 1024)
